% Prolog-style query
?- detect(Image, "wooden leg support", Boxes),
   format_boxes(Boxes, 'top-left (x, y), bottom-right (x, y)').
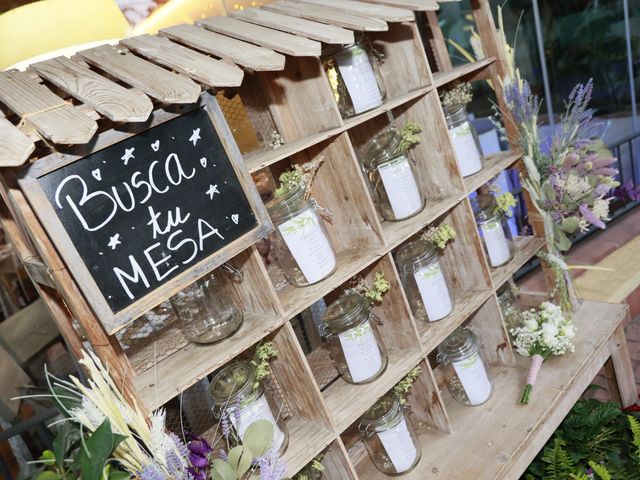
top-left (609, 324), bottom-right (638, 407)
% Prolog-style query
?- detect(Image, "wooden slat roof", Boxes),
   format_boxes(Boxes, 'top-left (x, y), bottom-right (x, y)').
top-left (292, 0), bottom-right (415, 22)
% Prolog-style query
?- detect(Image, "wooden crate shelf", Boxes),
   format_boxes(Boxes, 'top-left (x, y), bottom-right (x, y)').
top-left (352, 301), bottom-right (628, 480)
top-left (463, 150), bottom-right (522, 194)
top-left (491, 236), bottom-right (546, 289)
top-left (432, 57), bottom-right (496, 88)
top-left (284, 416), bottom-right (336, 476)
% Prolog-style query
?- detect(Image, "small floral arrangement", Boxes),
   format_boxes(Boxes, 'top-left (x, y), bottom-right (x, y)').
top-left (274, 157), bottom-right (325, 198)
top-left (421, 223), bottom-right (457, 250)
top-left (293, 455), bottom-right (325, 480)
top-left (251, 341), bottom-right (278, 390)
top-left (494, 191), bottom-right (517, 218)
top-left (344, 271), bottom-right (390, 304)
top-left (510, 302), bottom-right (576, 405)
top-left (393, 366), bottom-right (422, 405)
top-left (440, 82), bottom-right (473, 111)
top-left (398, 120), bottom-right (423, 152)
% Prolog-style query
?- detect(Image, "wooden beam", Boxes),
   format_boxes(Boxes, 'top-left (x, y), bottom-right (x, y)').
top-left (292, 0), bottom-right (415, 22)
top-left (359, 0), bottom-right (439, 11)
top-left (0, 118), bottom-right (35, 167)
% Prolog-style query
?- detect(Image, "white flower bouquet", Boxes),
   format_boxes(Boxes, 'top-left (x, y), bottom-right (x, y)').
top-left (511, 302), bottom-right (576, 404)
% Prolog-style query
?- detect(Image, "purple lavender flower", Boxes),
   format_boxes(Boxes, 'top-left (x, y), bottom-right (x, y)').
top-left (221, 410), bottom-right (231, 439)
top-left (167, 448), bottom-right (187, 478)
top-left (579, 203), bottom-right (606, 229)
top-left (234, 396), bottom-right (241, 427)
top-left (139, 463), bottom-right (165, 480)
top-left (219, 449), bottom-right (228, 461)
top-left (171, 432), bottom-right (190, 459)
top-left (257, 448), bottom-right (287, 480)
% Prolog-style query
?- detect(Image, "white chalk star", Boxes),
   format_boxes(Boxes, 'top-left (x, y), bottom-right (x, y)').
top-left (206, 184), bottom-right (220, 199)
top-left (121, 147), bottom-right (135, 165)
top-left (107, 234), bottom-right (121, 250)
top-left (189, 128), bottom-right (201, 146)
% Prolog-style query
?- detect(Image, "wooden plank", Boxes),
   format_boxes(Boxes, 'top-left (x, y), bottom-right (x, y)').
top-left (0, 118), bottom-right (35, 166)
top-left (609, 324), bottom-right (637, 407)
top-left (425, 10), bottom-right (453, 71)
top-left (491, 236), bottom-right (546, 289)
top-left (30, 56), bottom-right (153, 123)
top-left (263, 1), bottom-right (389, 31)
top-left (360, 0), bottom-right (439, 11)
top-left (77, 44), bottom-right (200, 104)
top-left (462, 149), bottom-right (521, 193)
top-left (196, 16), bottom-right (321, 57)
top-left (432, 57), bottom-right (495, 87)
top-left (0, 70), bottom-right (97, 145)
top-left (230, 8), bottom-right (354, 44)
top-left (120, 34), bottom-right (244, 88)
top-left (292, 0), bottom-right (415, 22)
top-left (160, 24), bottom-right (285, 71)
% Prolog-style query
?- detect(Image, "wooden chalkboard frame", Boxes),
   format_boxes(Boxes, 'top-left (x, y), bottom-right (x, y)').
top-left (17, 92), bottom-right (272, 334)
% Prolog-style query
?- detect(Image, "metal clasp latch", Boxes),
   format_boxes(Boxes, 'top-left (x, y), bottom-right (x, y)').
top-left (221, 262), bottom-right (244, 282)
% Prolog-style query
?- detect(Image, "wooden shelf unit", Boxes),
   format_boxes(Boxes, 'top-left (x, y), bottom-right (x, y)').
top-left (0, 1), bottom-right (635, 479)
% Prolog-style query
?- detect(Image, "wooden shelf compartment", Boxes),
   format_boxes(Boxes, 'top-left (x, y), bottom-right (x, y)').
top-left (130, 246), bottom-right (284, 410)
top-left (351, 300), bottom-right (628, 480)
top-left (463, 150), bottom-right (522, 194)
top-left (490, 236), bottom-right (546, 290)
top-left (322, 439), bottom-right (360, 480)
top-left (432, 57), bottom-right (497, 88)
top-left (306, 254), bottom-right (423, 433)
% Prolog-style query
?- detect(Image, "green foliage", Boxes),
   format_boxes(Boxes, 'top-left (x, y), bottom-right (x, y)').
top-left (364, 272), bottom-right (390, 303)
top-left (251, 342), bottom-right (278, 390)
top-left (494, 192), bottom-right (517, 218)
top-left (398, 120), bottom-right (423, 152)
top-left (522, 398), bottom-right (640, 480)
top-left (422, 223), bottom-right (457, 250)
top-left (293, 454), bottom-right (325, 480)
top-left (274, 169), bottom-right (303, 198)
top-left (393, 367), bottom-right (422, 405)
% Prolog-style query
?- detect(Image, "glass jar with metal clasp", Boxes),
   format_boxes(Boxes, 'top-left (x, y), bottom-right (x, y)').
top-left (322, 39), bottom-right (386, 119)
top-left (437, 326), bottom-right (493, 406)
top-left (321, 293), bottom-right (388, 385)
top-left (267, 186), bottom-right (337, 288)
top-left (444, 104), bottom-right (484, 177)
top-left (361, 128), bottom-right (425, 222)
top-left (359, 393), bottom-right (421, 475)
top-left (497, 283), bottom-right (524, 334)
top-left (474, 194), bottom-right (514, 268)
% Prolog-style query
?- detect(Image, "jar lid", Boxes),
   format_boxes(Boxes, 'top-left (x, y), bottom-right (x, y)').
top-left (209, 361), bottom-right (255, 407)
top-left (360, 392), bottom-right (401, 427)
top-left (473, 194), bottom-right (498, 222)
top-left (361, 128), bottom-right (404, 168)
top-left (323, 293), bottom-right (370, 333)
top-left (437, 327), bottom-right (479, 363)
top-left (395, 239), bottom-right (438, 273)
top-left (266, 186), bottom-right (311, 224)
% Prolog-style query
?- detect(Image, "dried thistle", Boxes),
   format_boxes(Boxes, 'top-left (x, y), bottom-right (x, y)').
top-left (421, 223), bottom-right (457, 250)
top-left (393, 366), bottom-right (422, 405)
top-left (344, 272), bottom-right (390, 304)
top-left (398, 120), bottom-right (423, 152)
top-left (251, 341), bottom-right (278, 390)
top-left (441, 82), bottom-right (473, 110)
top-left (274, 157), bottom-right (325, 199)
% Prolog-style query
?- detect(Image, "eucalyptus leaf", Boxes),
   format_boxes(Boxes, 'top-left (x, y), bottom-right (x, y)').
top-left (212, 458), bottom-right (238, 480)
top-left (243, 420), bottom-right (274, 458)
top-left (227, 445), bottom-right (243, 472)
top-left (237, 447), bottom-right (254, 478)
top-left (561, 217), bottom-right (580, 234)
top-left (542, 181), bottom-right (557, 202)
top-left (554, 227), bottom-right (572, 252)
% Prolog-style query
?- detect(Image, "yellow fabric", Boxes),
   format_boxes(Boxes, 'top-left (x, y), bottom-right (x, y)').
top-left (133, 0), bottom-right (227, 35)
top-left (0, 0), bottom-right (130, 70)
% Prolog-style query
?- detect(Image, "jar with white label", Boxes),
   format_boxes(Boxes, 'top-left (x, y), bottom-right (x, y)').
top-left (497, 284), bottom-right (524, 333)
top-left (267, 186), bottom-right (337, 288)
top-left (474, 194), bottom-right (514, 268)
top-left (322, 40), bottom-right (386, 119)
top-left (437, 327), bottom-right (493, 406)
top-left (322, 293), bottom-right (388, 384)
top-left (395, 239), bottom-right (454, 323)
top-left (361, 129), bottom-right (425, 222)
top-left (444, 105), bottom-right (484, 177)
top-left (209, 361), bottom-right (289, 454)
top-left (359, 392), bottom-right (421, 475)
top-left (170, 266), bottom-right (243, 344)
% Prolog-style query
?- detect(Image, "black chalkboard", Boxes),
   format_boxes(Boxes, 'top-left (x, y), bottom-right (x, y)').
top-left (32, 105), bottom-right (258, 322)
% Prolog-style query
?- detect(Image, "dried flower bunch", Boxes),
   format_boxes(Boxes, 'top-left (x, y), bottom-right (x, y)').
top-left (393, 366), bottom-right (422, 405)
top-left (293, 455), bottom-right (325, 480)
top-left (274, 157), bottom-right (325, 199)
top-left (398, 120), bottom-right (423, 152)
top-left (344, 272), bottom-right (390, 304)
top-left (440, 82), bottom-right (473, 111)
top-left (421, 223), bottom-right (457, 250)
top-left (251, 341), bottom-right (278, 390)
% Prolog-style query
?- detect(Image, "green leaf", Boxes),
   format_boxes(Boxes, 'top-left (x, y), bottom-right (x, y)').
top-left (237, 447), bottom-right (253, 478)
top-left (227, 446), bottom-right (244, 472)
top-left (243, 420), bottom-right (274, 458)
top-left (108, 469), bottom-right (130, 480)
top-left (553, 227), bottom-right (572, 252)
top-left (39, 450), bottom-right (56, 466)
top-left (35, 471), bottom-right (59, 480)
top-left (561, 217), bottom-right (580, 234)
top-left (79, 419), bottom-right (116, 480)
top-left (51, 386), bottom-right (81, 418)
top-left (212, 459), bottom-right (238, 480)
top-left (542, 181), bottom-right (557, 202)
top-left (588, 461), bottom-right (612, 480)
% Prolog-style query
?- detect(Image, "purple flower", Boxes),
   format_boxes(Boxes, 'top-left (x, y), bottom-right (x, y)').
top-left (139, 463), bottom-right (165, 480)
top-left (188, 466), bottom-right (207, 480)
top-left (167, 448), bottom-right (187, 478)
top-left (219, 449), bottom-right (228, 461)
top-left (221, 410), bottom-right (231, 439)
top-left (171, 432), bottom-right (190, 459)
top-left (579, 203), bottom-right (606, 229)
top-left (189, 453), bottom-right (209, 469)
top-left (614, 180), bottom-right (640, 202)
top-left (257, 448), bottom-right (287, 480)
top-left (187, 437), bottom-right (212, 457)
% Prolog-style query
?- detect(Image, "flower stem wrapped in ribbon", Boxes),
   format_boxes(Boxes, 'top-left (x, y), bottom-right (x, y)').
top-left (510, 302), bottom-right (576, 404)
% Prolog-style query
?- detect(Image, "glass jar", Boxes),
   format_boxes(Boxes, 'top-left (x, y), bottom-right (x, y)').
top-left (444, 105), bottom-right (484, 177)
top-left (209, 361), bottom-right (289, 454)
top-left (170, 268), bottom-right (243, 344)
top-left (437, 327), bottom-right (493, 406)
top-left (322, 293), bottom-right (388, 384)
top-left (395, 239), bottom-right (454, 323)
top-left (474, 194), bottom-right (514, 268)
top-left (361, 129), bottom-right (425, 222)
top-left (322, 40), bottom-right (386, 118)
top-left (267, 186), bottom-right (337, 288)
top-left (359, 393), bottom-right (421, 475)
top-left (497, 284), bottom-right (524, 332)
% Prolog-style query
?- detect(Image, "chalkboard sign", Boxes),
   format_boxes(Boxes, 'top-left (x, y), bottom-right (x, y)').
top-left (20, 95), bottom-right (270, 333)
